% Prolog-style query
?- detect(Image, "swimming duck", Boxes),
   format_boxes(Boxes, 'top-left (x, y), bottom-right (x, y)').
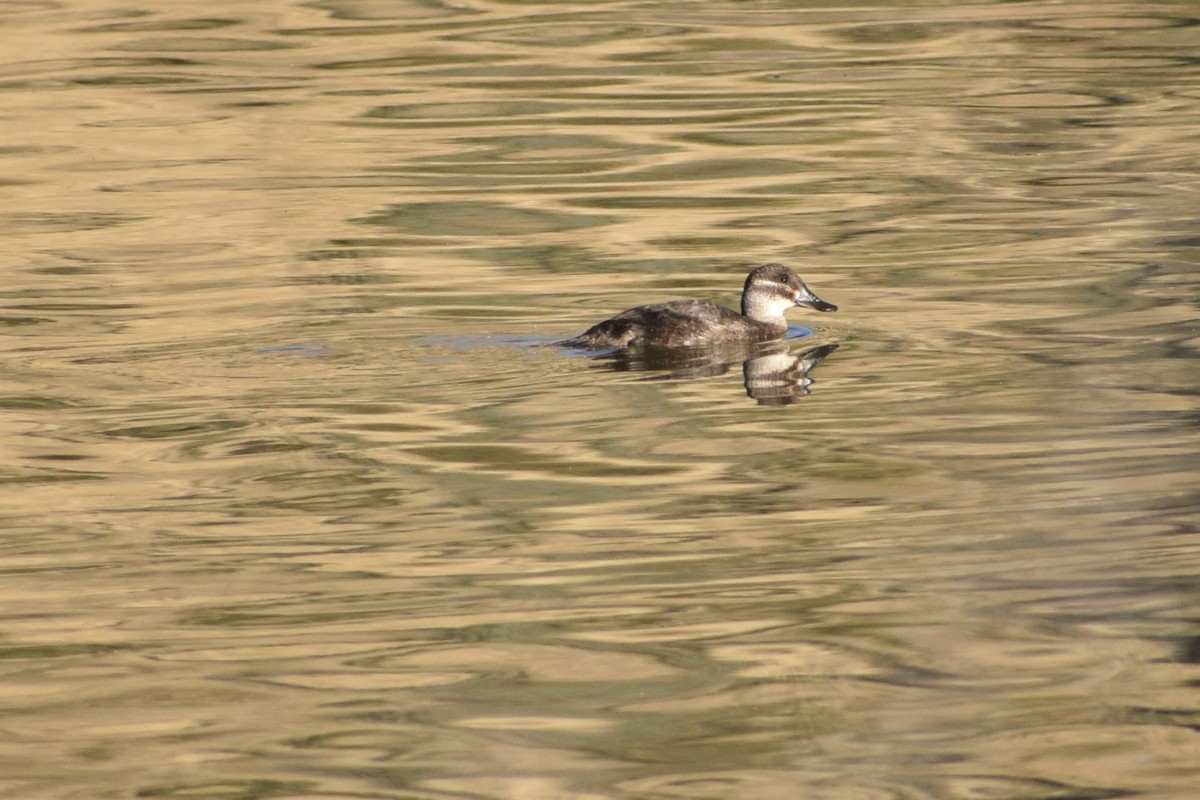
top-left (560, 263), bottom-right (837, 349)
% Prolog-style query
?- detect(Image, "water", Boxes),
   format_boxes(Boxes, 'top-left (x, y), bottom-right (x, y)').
top-left (2, 1), bottom-right (1198, 798)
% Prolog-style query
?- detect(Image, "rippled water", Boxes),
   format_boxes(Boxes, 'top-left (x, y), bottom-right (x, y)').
top-left (3, 1), bottom-right (1199, 798)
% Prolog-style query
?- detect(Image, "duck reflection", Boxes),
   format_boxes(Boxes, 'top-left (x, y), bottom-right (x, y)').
top-left (586, 340), bottom-right (839, 406)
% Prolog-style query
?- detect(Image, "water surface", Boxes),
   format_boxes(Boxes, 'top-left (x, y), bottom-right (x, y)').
top-left (2, 1), bottom-right (1198, 798)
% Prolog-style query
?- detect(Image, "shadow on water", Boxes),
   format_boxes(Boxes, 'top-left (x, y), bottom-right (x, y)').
top-left (571, 339), bottom-right (840, 406)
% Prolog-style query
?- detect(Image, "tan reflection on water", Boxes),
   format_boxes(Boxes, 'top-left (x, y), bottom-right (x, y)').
top-left (2, 0), bottom-right (1199, 798)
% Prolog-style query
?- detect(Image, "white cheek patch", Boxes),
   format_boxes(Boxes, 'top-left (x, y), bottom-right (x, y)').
top-left (745, 287), bottom-right (798, 319)
top-left (770, 295), bottom-right (798, 315)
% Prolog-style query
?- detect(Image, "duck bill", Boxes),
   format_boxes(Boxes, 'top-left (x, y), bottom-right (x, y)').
top-left (795, 289), bottom-right (837, 313)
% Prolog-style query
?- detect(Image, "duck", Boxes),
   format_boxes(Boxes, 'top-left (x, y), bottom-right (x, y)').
top-left (559, 263), bottom-right (836, 349)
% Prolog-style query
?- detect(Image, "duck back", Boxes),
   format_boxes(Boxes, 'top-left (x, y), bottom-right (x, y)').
top-left (562, 300), bottom-right (783, 349)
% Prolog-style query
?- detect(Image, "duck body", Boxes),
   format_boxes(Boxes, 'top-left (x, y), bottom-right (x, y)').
top-left (560, 263), bottom-right (836, 350)
top-left (563, 299), bottom-right (784, 349)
